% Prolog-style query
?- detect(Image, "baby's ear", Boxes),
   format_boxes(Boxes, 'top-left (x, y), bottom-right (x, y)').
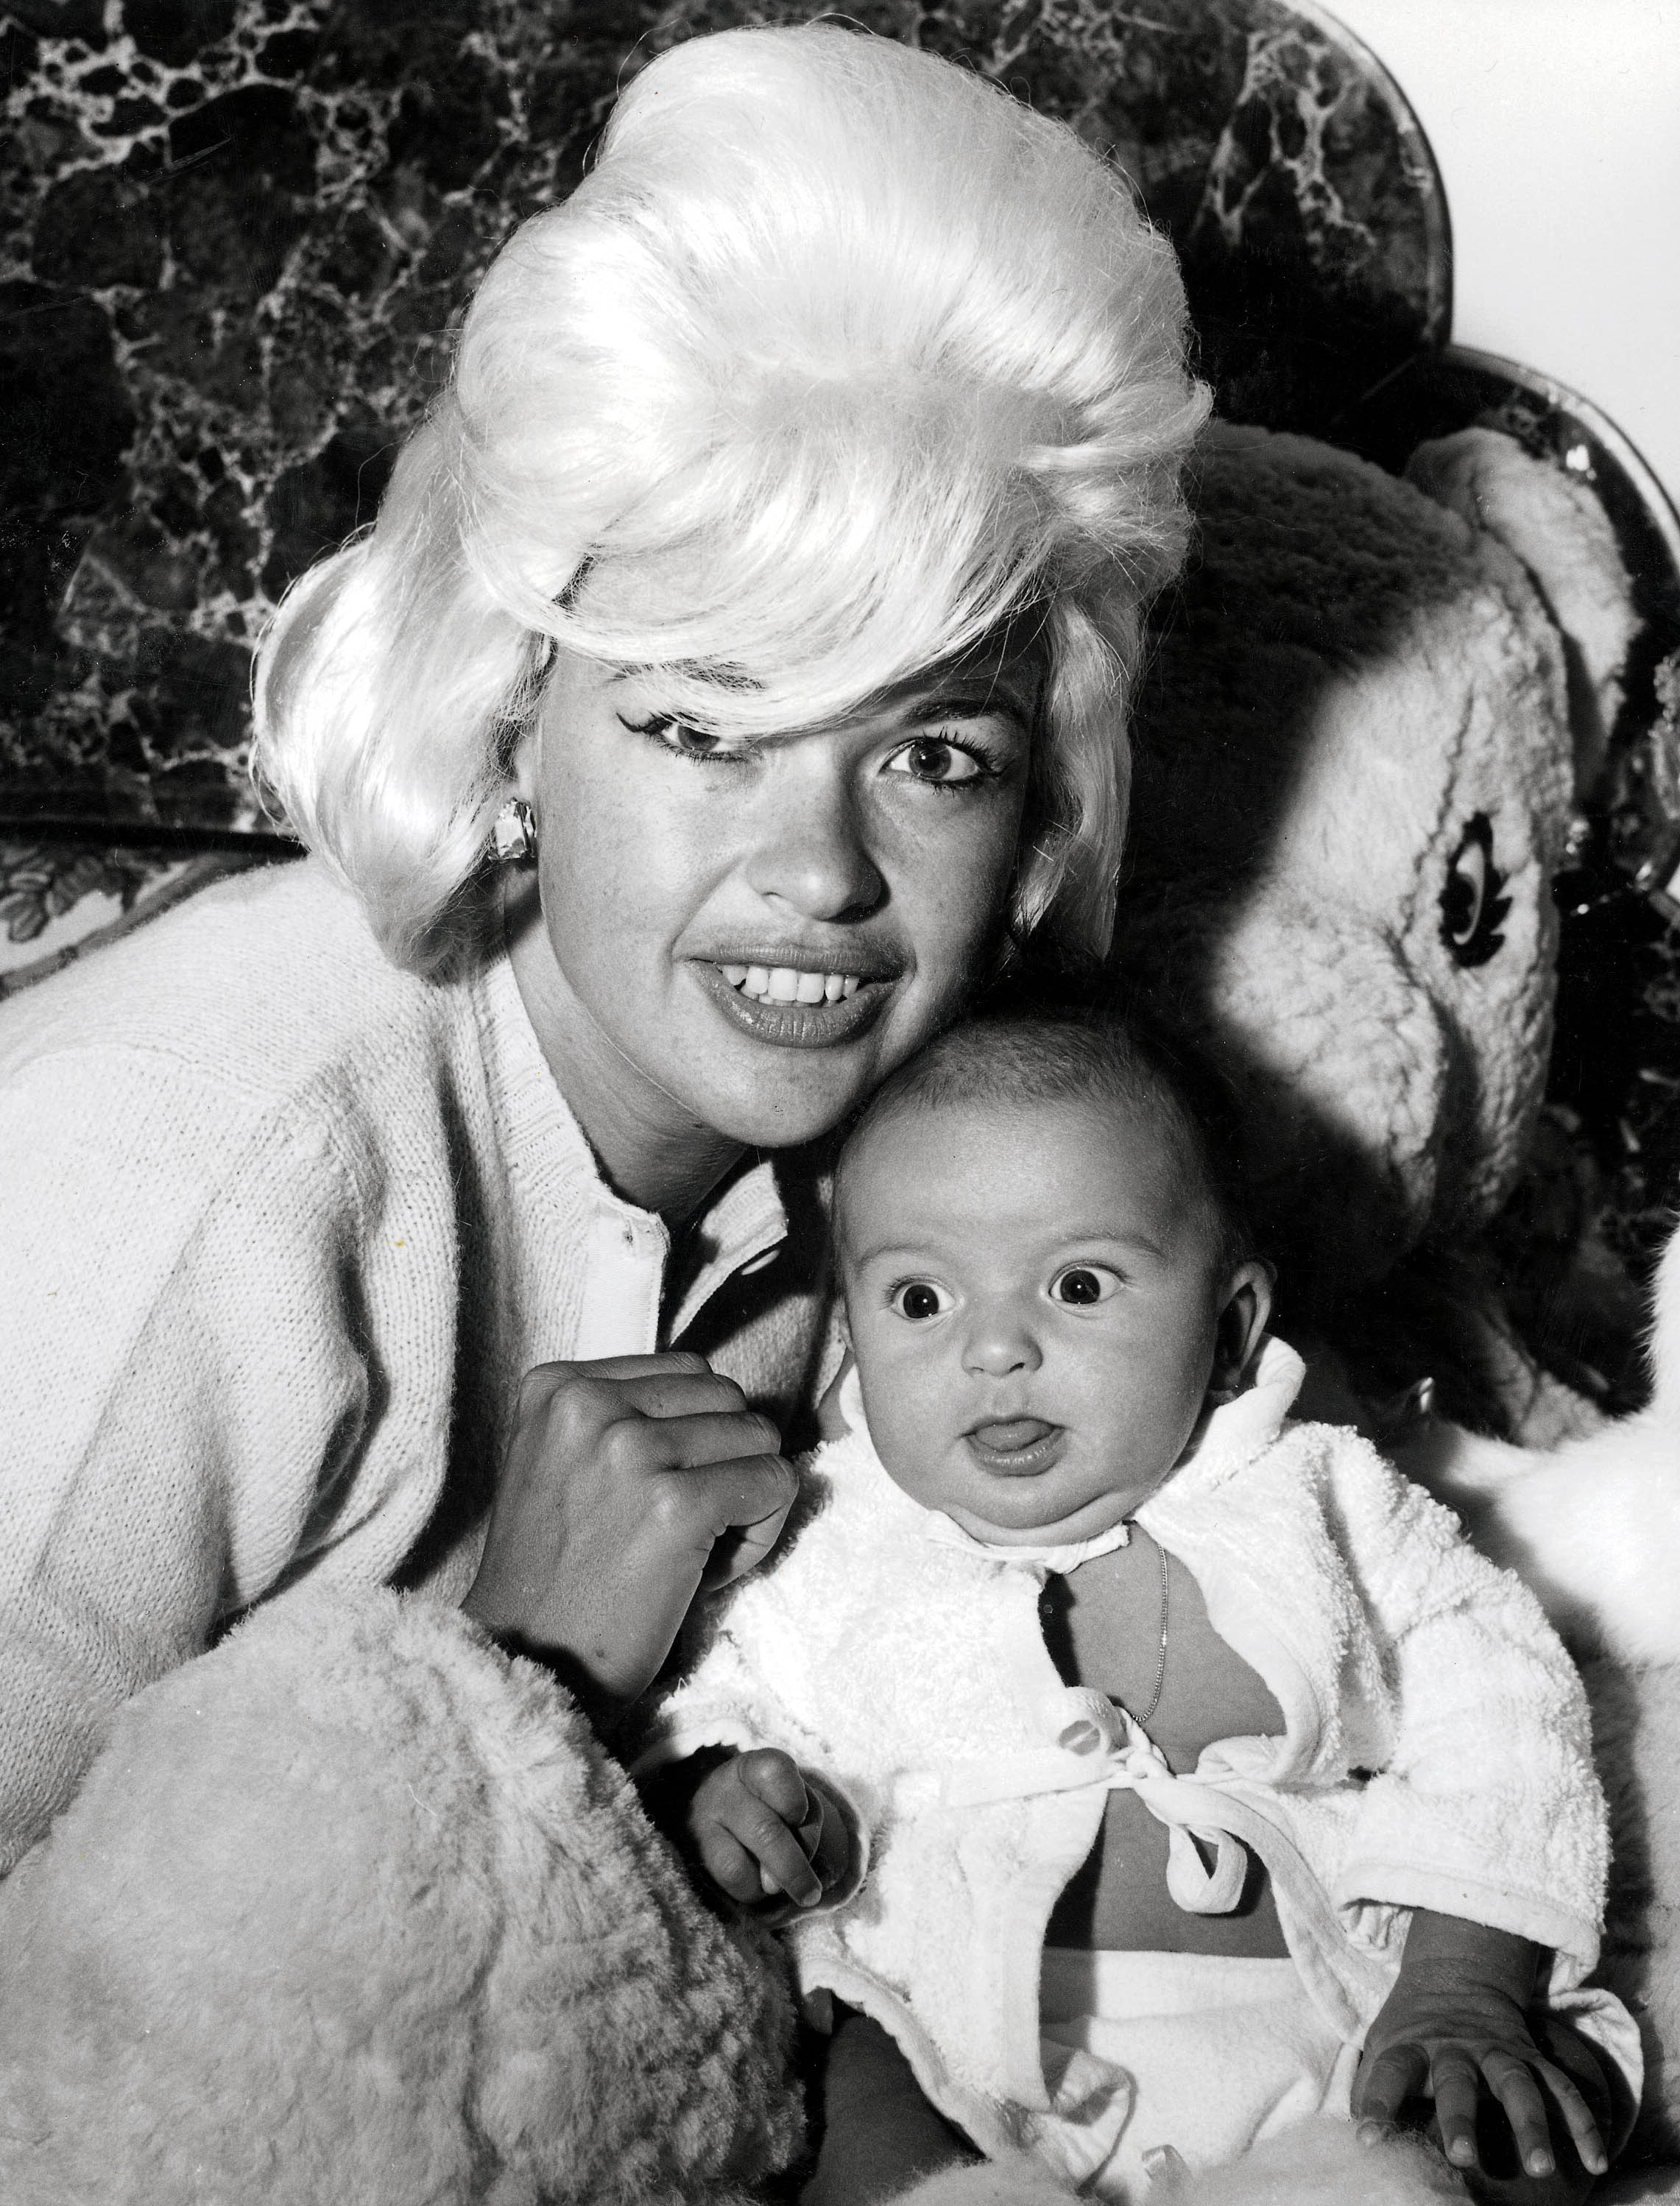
top-left (1207, 1259), bottom-right (1275, 1403)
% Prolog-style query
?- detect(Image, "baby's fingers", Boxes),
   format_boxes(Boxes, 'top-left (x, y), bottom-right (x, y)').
top-left (697, 1825), bottom-right (776, 1907)
top-left (735, 1748), bottom-right (812, 1828)
top-left (1428, 2048), bottom-right (1489, 2172)
top-left (1353, 2040), bottom-right (1429, 2140)
top-left (1529, 2054), bottom-right (1609, 2178)
top-left (721, 1761), bottom-right (822, 1907)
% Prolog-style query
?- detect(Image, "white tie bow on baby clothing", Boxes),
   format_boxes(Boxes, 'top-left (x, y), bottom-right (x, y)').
top-left (911, 1691), bottom-right (1251, 1917)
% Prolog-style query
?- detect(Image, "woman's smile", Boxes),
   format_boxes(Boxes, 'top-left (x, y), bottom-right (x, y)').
top-left (695, 959), bottom-right (892, 1049)
top-left (690, 936), bottom-right (909, 1049)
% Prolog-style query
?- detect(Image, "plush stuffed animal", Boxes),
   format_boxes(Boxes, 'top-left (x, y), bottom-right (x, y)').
top-left (1112, 420), bottom-right (1631, 1347)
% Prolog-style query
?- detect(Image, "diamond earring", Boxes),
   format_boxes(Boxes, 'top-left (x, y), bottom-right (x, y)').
top-left (492, 796), bottom-right (537, 863)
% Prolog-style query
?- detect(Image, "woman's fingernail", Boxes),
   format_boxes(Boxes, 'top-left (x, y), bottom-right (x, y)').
top-left (1448, 2139), bottom-right (1476, 2166)
top-left (1356, 2123), bottom-right (1383, 2148)
top-left (1527, 2153), bottom-right (1554, 2178)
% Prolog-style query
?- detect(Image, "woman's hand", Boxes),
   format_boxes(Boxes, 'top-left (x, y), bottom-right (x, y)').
top-left (462, 1351), bottom-right (796, 1722)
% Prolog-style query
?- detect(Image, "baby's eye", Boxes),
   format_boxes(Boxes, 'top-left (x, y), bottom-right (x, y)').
top-left (882, 737), bottom-right (988, 787)
top-left (889, 1279), bottom-right (953, 1322)
top-left (1049, 1266), bottom-right (1119, 1308)
top-left (618, 712), bottom-right (747, 763)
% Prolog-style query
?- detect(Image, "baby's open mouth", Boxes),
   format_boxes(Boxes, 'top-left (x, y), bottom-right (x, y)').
top-left (721, 963), bottom-right (861, 1006)
top-left (964, 1419), bottom-right (1065, 1473)
top-left (972, 1418), bottom-right (1056, 1451)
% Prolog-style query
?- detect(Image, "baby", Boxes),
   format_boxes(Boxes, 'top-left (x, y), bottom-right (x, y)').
top-left (637, 1012), bottom-right (1640, 2204)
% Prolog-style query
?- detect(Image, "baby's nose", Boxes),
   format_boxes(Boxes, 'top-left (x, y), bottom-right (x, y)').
top-left (962, 1311), bottom-right (1042, 1377)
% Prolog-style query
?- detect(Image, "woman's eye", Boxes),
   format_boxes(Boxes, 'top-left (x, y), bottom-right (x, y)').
top-left (618, 712), bottom-right (742, 763)
top-left (1049, 1266), bottom-right (1119, 1308)
top-left (883, 736), bottom-right (988, 787)
top-left (889, 1280), bottom-right (953, 1321)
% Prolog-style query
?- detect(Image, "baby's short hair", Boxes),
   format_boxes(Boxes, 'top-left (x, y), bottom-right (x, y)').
top-left (835, 1007), bottom-right (1257, 1275)
top-left (253, 25), bottom-right (1207, 972)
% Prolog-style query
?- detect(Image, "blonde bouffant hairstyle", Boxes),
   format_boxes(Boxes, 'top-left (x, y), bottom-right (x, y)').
top-left (253, 24), bottom-right (1209, 973)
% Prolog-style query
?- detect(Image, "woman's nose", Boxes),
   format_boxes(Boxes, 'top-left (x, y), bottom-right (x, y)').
top-left (962, 1307), bottom-right (1043, 1378)
top-left (742, 755), bottom-right (886, 924)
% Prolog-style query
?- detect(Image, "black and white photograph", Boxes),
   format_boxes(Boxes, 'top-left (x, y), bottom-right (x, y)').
top-left (2, 1), bottom-right (1678, 2199)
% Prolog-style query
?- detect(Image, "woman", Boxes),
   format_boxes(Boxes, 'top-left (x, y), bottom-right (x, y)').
top-left (0, 24), bottom-right (1205, 2201)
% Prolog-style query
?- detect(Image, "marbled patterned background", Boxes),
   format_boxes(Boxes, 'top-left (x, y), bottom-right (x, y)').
top-left (2, 0), bottom-right (1678, 1420)
top-left (1, 0), bottom-right (1448, 834)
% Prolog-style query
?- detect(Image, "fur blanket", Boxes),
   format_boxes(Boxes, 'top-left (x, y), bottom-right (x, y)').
top-left (0, 1590), bottom-right (802, 2205)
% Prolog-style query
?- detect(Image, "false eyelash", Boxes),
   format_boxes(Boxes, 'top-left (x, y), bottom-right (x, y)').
top-left (615, 711), bottom-right (752, 764)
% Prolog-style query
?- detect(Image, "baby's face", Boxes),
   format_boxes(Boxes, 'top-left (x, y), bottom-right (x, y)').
top-left (840, 1094), bottom-right (1235, 1545)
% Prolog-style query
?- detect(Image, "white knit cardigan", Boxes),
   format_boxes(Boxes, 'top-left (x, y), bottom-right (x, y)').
top-left (0, 858), bottom-right (836, 1873)
top-left (646, 1345), bottom-right (1612, 2160)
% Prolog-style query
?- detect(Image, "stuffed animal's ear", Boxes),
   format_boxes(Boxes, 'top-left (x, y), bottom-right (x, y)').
top-left (1405, 428), bottom-right (1640, 797)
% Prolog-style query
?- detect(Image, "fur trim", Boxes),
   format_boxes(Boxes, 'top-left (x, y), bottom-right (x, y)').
top-left (0, 1586), bottom-right (802, 2204)
top-left (889, 2149), bottom-right (1075, 2202)
top-left (889, 2125), bottom-right (1465, 2205)
top-left (1143, 2122), bottom-right (1466, 2205)
top-left (1396, 1222), bottom-right (1680, 1666)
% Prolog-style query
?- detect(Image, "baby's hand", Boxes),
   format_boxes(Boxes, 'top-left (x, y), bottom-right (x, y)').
top-left (1352, 1913), bottom-right (1608, 2202)
top-left (685, 1748), bottom-right (853, 1919)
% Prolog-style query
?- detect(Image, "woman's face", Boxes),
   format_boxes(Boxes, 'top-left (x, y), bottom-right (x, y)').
top-left (516, 635), bottom-right (1037, 1163)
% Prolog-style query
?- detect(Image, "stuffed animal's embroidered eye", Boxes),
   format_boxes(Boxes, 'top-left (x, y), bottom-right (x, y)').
top-left (1439, 813), bottom-right (1511, 968)
top-left (890, 1280), bottom-right (952, 1321)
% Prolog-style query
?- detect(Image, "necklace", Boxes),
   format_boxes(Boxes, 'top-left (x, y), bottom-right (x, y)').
top-left (1134, 1530), bottom-right (1170, 1727)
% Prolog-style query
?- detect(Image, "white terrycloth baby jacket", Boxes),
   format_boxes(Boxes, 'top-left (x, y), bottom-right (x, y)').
top-left (643, 1341), bottom-right (1616, 2162)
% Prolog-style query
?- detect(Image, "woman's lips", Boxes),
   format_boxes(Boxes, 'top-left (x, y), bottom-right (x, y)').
top-left (691, 956), bottom-right (893, 1049)
top-left (964, 1420), bottom-right (1066, 1473)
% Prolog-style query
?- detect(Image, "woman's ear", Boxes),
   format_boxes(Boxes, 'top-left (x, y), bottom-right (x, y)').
top-left (1206, 1258), bottom-right (1275, 1403)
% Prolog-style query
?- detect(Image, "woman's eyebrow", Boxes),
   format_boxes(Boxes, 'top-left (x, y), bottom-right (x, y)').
top-left (910, 685), bottom-right (1033, 725)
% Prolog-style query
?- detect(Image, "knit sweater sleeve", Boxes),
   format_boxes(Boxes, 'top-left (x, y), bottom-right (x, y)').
top-left (0, 1045), bottom-right (410, 1875)
top-left (1319, 1428), bottom-right (1607, 1979)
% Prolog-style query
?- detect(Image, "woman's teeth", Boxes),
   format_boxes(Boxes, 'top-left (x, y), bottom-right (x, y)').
top-left (721, 965), bottom-right (862, 1005)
